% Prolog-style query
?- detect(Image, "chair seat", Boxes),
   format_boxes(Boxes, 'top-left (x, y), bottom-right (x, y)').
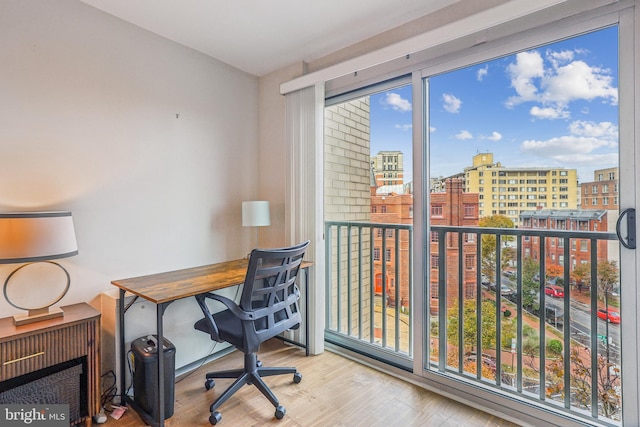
top-left (194, 310), bottom-right (244, 349)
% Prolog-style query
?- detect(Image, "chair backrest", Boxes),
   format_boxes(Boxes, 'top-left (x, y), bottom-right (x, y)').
top-left (240, 240), bottom-right (309, 351)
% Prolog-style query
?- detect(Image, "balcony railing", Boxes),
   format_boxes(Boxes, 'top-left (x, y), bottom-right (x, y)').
top-left (326, 221), bottom-right (622, 425)
top-left (325, 221), bottom-right (413, 369)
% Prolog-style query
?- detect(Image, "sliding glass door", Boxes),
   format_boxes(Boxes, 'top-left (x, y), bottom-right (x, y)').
top-left (421, 19), bottom-right (637, 425)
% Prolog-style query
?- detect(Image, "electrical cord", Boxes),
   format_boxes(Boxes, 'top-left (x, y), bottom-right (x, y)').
top-left (100, 370), bottom-right (118, 412)
top-left (176, 284), bottom-right (242, 383)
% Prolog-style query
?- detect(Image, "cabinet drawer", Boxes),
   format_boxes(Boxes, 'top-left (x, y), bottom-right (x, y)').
top-left (1, 323), bottom-right (88, 381)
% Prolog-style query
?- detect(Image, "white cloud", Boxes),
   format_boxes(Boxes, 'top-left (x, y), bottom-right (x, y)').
top-left (542, 61), bottom-right (618, 105)
top-left (546, 49), bottom-right (574, 68)
top-left (486, 131), bottom-right (502, 141)
top-left (430, 126), bottom-right (436, 133)
top-left (477, 65), bottom-right (488, 81)
top-left (442, 93), bottom-right (462, 113)
top-left (520, 120), bottom-right (618, 168)
top-left (506, 51), bottom-right (544, 107)
top-left (522, 135), bottom-right (615, 155)
top-left (530, 106), bottom-right (569, 120)
top-left (395, 124), bottom-right (412, 131)
top-left (456, 130), bottom-right (473, 140)
top-left (505, 48), bottom-right (618, 119)
top-left (569, 120), bottom-right (618, 139)
top-left (383, 92), bottom-right (412, 112)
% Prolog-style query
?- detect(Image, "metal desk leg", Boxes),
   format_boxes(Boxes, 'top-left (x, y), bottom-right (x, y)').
top-left (118, 289), bottom-right (126, 406)
top-left (156, 302), bottom-right (170, 427)
top-left (304, 267), bottom-right (309, 356)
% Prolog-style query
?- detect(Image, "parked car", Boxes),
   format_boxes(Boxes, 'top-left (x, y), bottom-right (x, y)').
top-left (545, 285), bottom-right (564, 298)
top-left (597, 308), bottom-right (620, 324)
top-left (481, 274), bottom-right (490, 286)
top-left (499, 284), bottom-right (515, 296)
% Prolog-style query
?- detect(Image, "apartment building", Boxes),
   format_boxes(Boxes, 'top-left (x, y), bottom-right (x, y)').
top-left (519, 209), bottom-right (609, 271)
top-left (371, 151), bottom-right (404, 187)
top-left (429, 178), bottom-right (479, 311)
top-left (370, 184), bottom-right (412, 309)
top-left (463, 153), bottom-right (578, 226)
top-left (581, 167), bottom-right (619, 210)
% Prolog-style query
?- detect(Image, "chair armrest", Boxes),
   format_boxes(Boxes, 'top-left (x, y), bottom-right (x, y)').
top-left (198, 292), bottom-right (255, 321)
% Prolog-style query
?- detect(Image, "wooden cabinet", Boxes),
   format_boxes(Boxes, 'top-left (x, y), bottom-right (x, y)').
top-left (0, 303), bottom-right (100, 427)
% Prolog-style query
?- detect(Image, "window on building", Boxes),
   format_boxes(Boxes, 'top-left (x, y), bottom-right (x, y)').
top-left (374, 248), bottom-right (381, 261)
top-left (464, 204), bottom-right (475, 218)
top-left (430, 255), bottom-right (439, 269)
top-left (385, 248), bottom-right (392, 263)
top-left (431, 205), bottom-right (443, 216)
top-left (465, 254), bottom-right (475, 270)
top-left (580, 240), bottom-right (588, 252)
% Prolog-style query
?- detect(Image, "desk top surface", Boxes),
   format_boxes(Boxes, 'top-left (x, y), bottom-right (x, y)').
top-left (111, 259), bottom-right (312, 304)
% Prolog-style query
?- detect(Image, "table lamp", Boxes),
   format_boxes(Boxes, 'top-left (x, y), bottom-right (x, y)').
top-left (0, 211), bottom-right (78, 325)
top-left (242, 201), bottom-right (270, 256)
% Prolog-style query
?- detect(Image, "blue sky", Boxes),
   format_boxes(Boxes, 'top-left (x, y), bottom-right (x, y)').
top-left (370, 25), bottom-right (619, 184)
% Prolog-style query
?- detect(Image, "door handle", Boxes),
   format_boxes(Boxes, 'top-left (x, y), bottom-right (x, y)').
top-left (616, 208), bottom-right (636, 249)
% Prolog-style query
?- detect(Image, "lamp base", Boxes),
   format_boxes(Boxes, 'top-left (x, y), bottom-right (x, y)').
top-left (13, 307), bottom-right (64, 326)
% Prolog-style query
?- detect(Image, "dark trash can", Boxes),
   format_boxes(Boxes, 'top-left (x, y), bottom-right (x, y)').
top-left (131, 335), bottom-right (176, 421)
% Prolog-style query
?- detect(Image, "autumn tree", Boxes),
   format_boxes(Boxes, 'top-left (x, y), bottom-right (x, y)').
top-left (571, 262), bottom-right (591, 291)
top-left (597, 260), bottom-right (619, 301)
top-left (547, 347), bottom-right (621, 420)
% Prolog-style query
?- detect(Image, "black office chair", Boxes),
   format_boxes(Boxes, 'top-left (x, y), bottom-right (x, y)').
top-left (193, 240), bottom-right (310, 425)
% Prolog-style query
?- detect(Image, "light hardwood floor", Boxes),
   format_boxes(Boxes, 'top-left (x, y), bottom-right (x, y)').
top-left (102, 339), bottom-right (520, 426)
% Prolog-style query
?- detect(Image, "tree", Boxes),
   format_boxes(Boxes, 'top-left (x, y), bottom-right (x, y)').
top-left (446, 299), bottom-right (516, 353)
top-left (521, 257), bottom-right (540, 312)
top-left (597, 260), bottom-right (619, 300)
top-left (547, 347), bottom-right (621, 420)
top-left (546, 264), bottom-right (563, 280)
top-left (571, 262), bottom-right (591, 292)
top-left (478, 215), bottom-right (516, 283)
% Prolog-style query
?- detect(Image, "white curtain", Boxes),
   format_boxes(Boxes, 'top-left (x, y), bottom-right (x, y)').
top-left (284, 82), bottom-right (325, 354)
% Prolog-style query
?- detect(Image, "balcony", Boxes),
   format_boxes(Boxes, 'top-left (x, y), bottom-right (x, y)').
top-left (325, 221), bottom-right (621, 425)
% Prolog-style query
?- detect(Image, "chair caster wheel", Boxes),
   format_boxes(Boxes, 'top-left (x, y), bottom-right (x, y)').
top-left (275, 406), bottom-right (286, 419)
top-left (293, 372), bottom-right (302, 383)
top-left (256, 360), bottom-right (263, 367)
top-left (209, 411), bottom-right (222, 425)
top-left (205, 379), bottom-right (215, 390)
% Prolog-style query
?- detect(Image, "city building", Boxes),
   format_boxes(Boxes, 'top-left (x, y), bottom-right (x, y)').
top-left (581, 167), bottom-right (619, 210)
top-left (370, 182), bottom-right (413, 309)
top-left (463, 153), bottom-right (578, 226)
top-left (519, 209), bottom-right (609, 273)
top-left (580, 166), bottom-right (620, 268)
top-left (371, 151), bottom-right (404, 187)
top-left (429, 178), bottom-right (479, 312)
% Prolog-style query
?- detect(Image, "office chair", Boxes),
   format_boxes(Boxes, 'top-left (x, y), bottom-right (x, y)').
top-left (193, 240), bottom-right (310, 425)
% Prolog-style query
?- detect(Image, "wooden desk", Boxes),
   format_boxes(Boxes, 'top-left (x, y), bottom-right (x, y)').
top-left (111, 259), bottom-right (312, 427)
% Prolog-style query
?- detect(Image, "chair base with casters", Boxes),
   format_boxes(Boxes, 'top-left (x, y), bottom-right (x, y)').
top-left (193, 241), bottom-right (310, 425)
top-left (196, 348), bottom-right (302, 425)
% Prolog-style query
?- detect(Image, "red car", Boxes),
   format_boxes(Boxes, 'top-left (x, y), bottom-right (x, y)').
top-left (597, 308), bottom-right (620, 324)
top-left (545, 285), bottom-right (564, 298)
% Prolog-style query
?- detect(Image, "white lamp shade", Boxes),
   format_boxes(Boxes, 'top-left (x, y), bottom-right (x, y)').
top-left (0, 212), bottom-right (78, 263)
top-left (242, 201), bottom-right (271, 227)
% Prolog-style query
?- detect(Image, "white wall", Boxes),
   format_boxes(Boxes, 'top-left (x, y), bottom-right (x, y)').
top-left (0, 0), bottom-right (259, 369)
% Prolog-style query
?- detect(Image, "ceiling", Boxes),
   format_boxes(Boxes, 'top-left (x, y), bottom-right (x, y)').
top-left (80, 0), bottom-right (460, 77)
